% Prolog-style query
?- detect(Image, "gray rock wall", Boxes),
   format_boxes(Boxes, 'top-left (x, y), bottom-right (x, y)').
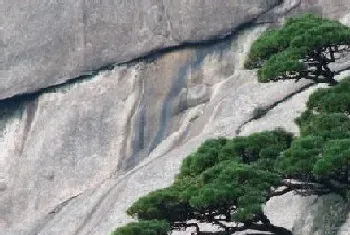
top-left (265, 192), bottom-right (350, 235)
top-left (1, 0), bottom-right (279, 100)
top-left (1, 24), bottom-right (311, 235)
top-left (0, 25), bottom-right (243, 234)
top-left (1, 0), bottom-right (350, 235)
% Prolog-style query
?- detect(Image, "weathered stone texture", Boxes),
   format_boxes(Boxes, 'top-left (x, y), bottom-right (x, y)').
top-left (1, 0), bottom-right (279, 100)
top-left (265, 192), bottom-right (350, 235)
top-left (1, 0), bottom-right (350, 235)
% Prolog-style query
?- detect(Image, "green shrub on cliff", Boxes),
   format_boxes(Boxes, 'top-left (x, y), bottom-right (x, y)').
top-left (313, 139), bottom-right (350, 178)
top-left (296, 112), bottom-right (350, 140)
top-left (277, 78), bottom-right (350, 182)
top-left (276, 136), bottom-right (324, 176)
top-left (111, 220), bottom-right (170, 235)
top-left (125, 131), bottom-right (294, 235)
top-left (245, 13), bottom-right (350, 85)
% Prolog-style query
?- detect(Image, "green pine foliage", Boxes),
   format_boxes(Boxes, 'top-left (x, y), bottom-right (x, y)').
top-left (179, 138), bottom-right (227, 178)
top-left (296, 112), bottom-right (350, 140)
top-left (126, 130), bottom-right (293, 232)
top-left (276, 136), bottom-right (324, 176)
top-left (245, 14), bottom-right (350, 84)
top-left (218, 129), bottom-right (293, 165)
top-left (126, 187), bottom-right (185, 222)
top-left (306, 78), bottom-right (350, 113)
top-left (190, 161), bottom-right (280, 221)
top-left (111, 220), bottom-right (170, 235)
top-left (313, 139), bottom-right (350, 177)
top-left (277, 78), bottom-right (350, 180)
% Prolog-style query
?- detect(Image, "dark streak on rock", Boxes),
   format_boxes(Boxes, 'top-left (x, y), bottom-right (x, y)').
top-left (73, 182), bottom-right (122, 235)
top-left (29, 192), bottom-right (83, 235)
top-left (235, 82), bottom-right (316, 136)
top-left (18, 98), bottom-right (39, 156)
top-left (235, 65), bottom-right (350, 136)
top-left (48, 193), bottom-right (83, 215)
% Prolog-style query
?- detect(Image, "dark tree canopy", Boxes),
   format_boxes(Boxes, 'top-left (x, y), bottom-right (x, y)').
top-left (306, 77), bottom-right (350, 113)
top-left (277, 77), bottom-right (350, 190)
top-left (296, 112), bottom-right (350, 140)
top-left (245, 14), bottom-right (350, 84)
top-left (126, 130), bottom-right (295, 235)
top-left (313, 139), bottom-right (350, 177)
top-left (111, 220), bottom-right (170, 235)
top-left (276, 135), bottom-right (325, 176)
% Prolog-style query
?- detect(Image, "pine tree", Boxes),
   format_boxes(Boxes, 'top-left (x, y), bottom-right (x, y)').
top-left (245, 14), bottom-right (350, 85)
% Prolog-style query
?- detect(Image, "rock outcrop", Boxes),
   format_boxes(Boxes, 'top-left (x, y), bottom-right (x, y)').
top-left (1, 1), bottom-right (350, 235)
top-left (265, 192), bottom-right (350, 235)
top-left (1, 0), bottom-right (280, 100)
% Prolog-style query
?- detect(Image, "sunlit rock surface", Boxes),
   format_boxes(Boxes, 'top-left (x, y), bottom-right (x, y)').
top-left (1, 0), bottom-right (350, 235)
top-left (1, 0), bottom-right (280, 100)
top-left (265, 192), bottom-right (349, 235)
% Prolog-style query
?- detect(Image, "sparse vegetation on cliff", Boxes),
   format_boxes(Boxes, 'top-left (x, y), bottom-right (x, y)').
top-left (277, 78), bottom-right (350, 190)
top-left (245, 13), bottom-right (350, 85)
top-left (111, 220), bottom-right (170, 235)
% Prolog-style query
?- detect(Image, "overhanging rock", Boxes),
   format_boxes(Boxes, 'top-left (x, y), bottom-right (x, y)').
top-left (1, 0), bottom-right (279, 100)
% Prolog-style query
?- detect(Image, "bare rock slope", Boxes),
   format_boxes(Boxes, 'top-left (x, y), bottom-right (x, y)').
top-left (1, 1), bottom-right (350, 235)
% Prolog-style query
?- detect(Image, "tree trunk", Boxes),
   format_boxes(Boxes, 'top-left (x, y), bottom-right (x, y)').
top-left (322, 65), bottom-right (338, 85)
top-left (245, 223), bottom-right (293, 235)
top-left (327, 77), bottom-right (338, 86)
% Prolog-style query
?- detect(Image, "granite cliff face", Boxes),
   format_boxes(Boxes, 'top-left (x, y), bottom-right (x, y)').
top-left (1, 1), bottom-right (350, 235)
top-left (1, 0), bottom-right (280, 100)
